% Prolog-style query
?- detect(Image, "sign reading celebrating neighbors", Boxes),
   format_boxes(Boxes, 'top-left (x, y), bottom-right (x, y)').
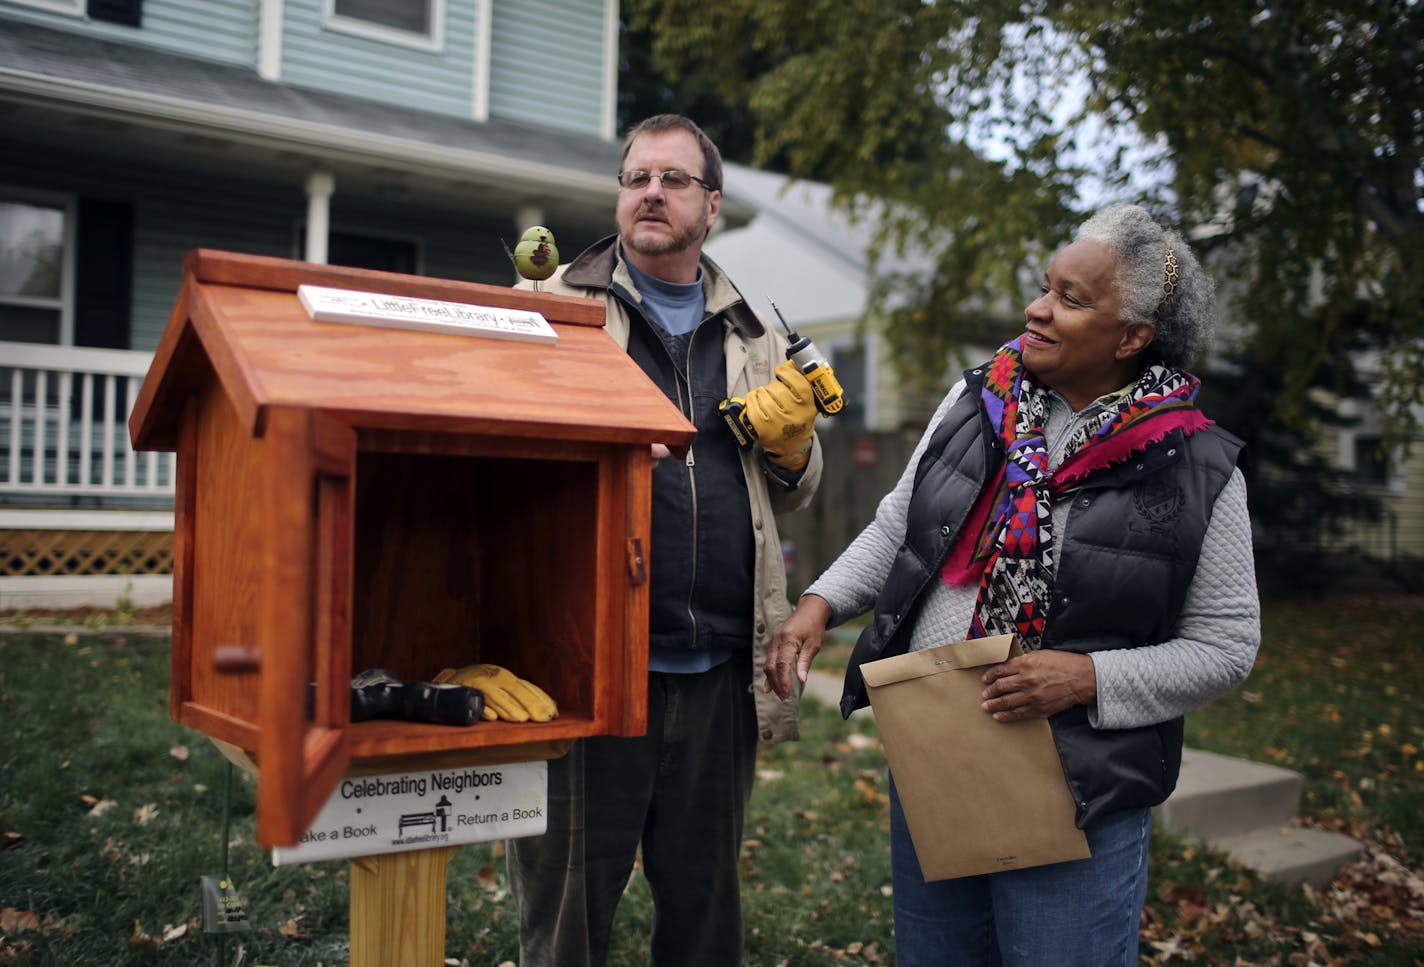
top-left (271, 760), bottom-right (547, 865)
top-left (298, 284), bottom-right (559, 344)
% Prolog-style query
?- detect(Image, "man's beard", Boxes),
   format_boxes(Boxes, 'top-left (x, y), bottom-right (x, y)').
top-left (621, 207), bottom-right (705, 257)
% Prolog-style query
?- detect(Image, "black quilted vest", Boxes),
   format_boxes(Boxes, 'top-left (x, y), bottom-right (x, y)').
top-left (840, 363), bottom-right (1244, 826)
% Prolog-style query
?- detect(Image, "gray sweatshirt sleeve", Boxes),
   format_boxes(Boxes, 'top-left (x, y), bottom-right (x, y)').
top-left (803, 381), bottom-right (967, 626)
top-left (1088, 468), bottom-right (1262, 729)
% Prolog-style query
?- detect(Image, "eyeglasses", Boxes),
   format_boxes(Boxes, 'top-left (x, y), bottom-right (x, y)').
top-left (616, 169), bottom-right (716, 192)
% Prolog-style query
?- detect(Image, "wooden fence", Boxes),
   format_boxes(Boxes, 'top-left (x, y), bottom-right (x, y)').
top-left (777, 425), bottom-right (923, 598)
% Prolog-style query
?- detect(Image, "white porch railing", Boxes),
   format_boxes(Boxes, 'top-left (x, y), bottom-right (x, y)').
top-left (1, 340), bottom-right (174, 502)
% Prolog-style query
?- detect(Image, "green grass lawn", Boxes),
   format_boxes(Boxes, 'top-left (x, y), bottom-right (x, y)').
top-left (1, 596), bottom-right (1421, 965)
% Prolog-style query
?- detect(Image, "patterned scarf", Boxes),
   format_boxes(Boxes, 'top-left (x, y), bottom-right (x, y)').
top-left (953, 337), bottom-right (1210, 649)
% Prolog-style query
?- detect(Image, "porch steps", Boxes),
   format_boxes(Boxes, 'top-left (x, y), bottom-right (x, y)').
top-left (1155, 747), bottom-right (1362, 888)
top-left (799, 671), bottom-right (1361, 888)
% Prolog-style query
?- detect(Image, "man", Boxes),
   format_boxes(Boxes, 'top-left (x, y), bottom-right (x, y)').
top-left (506, 114), bottom-right (824, 966)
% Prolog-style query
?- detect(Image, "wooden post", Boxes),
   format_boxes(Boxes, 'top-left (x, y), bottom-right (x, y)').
top-left (349, 846), bottom-right (460, 967)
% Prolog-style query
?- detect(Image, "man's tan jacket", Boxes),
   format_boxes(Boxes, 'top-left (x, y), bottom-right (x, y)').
top-left (522, 236), bottom-right (820, 742)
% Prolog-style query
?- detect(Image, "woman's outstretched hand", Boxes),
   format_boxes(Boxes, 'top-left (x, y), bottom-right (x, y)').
top-left (764, 594), bottom-right (834, 700)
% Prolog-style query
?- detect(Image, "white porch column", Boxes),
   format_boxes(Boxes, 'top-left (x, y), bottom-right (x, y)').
top-left (472, 0), bottom-right (492, 121)
top-left (258, 0), bottom-right (284, 81)
top-left (600, 0), bottom-right (618, 140)
top-left (305, 170), bottom-right (335, 264)
top-left (515, 205), bottom-right (545, 234)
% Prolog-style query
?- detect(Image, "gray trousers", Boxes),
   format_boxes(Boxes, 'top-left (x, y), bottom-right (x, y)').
top-left (506, 659), bottom-right (758, 967)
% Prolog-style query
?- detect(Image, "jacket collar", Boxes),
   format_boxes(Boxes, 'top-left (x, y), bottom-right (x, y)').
top-left (563, 234), bottom-right (765, 338)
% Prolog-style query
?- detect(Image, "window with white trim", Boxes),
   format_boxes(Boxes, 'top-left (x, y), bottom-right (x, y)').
top-left (9, 0), bottom-right (143, 24)
top-left (0, 193), bottom-right (73, 346)
top-left (325, 0), bottom-right (444, 50)
top-left (1350, 434), bottom-right (1393, 488)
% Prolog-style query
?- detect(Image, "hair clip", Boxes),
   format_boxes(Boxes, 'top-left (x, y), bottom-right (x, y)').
top-left (1156, 246), bottom-right (1179, 317)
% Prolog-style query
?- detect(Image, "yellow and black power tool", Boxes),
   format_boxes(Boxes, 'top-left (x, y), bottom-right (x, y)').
top-left (720, 301), bottom-right (846, 449)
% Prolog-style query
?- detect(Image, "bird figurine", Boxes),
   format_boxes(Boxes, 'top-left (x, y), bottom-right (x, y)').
top-left (508, 225), bottom-right (559, 289)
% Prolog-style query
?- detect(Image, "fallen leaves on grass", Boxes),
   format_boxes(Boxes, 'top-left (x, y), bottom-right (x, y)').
top-left (1, 908), bottom-right (72, 964)
top-left (1141, 838), bottom-right (1424, 964)
top-left (853, 771), bottom-right (885, 807)
top-left (789, 935), bottom-right (890, 965)
top-left (82, 794), bottom-right (117, 817)
top-left (101, 836), bottom-right (151, 873)
top-left (0, 942), bottom-right (32, 966)
top-left (1320, 843), bottom-right (1424, 935)
top-left (0, 910), bottom-right (38, 935)
top-left (129, 920), bottom-right (157, 950)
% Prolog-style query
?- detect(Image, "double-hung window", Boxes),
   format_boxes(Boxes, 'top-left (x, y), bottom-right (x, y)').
top-left (0, 192), bottom-right (73, 346)
top-left (8, 0), bottom-right (82, 15)
top-left (10, 0), bottom-right (142, 25)
top-left (325, 0), bottom-right (443, 50)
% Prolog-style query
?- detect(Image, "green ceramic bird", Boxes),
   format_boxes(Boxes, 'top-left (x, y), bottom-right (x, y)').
top-left (512, 226), bottom-right (559, 282)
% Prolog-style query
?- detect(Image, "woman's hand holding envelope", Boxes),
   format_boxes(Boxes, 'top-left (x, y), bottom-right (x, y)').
top-left (979, 650), bottom-right (1098, 722)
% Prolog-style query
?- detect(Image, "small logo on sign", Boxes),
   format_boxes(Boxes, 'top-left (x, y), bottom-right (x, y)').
top-left (398, 795), bottom-right (453, 837)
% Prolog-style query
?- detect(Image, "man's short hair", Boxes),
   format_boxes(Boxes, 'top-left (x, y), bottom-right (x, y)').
top-left (620, 115), bottom-right (723, 192)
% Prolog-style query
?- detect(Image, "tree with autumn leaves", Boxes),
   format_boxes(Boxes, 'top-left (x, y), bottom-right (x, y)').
top-left (619, 0), bottom-right (1422, 569)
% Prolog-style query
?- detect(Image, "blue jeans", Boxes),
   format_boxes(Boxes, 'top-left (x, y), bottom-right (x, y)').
top-left (889, 775), bottom-right (1151, 967)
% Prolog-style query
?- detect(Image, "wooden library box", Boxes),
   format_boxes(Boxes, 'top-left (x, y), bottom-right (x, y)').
top-left (129, 250), bottom-right (695, 847)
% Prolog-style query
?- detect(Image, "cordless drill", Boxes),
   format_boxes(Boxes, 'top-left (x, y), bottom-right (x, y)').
top-left (720, 301), bottom-right (846, 449)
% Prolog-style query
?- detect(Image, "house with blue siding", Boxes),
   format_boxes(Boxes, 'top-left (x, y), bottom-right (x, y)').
top-left (7, 4), bottom-right (1412, 612)
top-left (0, 0), bottom-right (766, 608)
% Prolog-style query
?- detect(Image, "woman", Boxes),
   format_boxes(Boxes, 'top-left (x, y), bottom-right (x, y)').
top-left (766, 204), bottom-right (1260, 966)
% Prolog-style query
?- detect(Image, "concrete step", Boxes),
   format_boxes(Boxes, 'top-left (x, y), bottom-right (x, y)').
top-left (1156, 749), bottom-right (1363, 888)
top-left (1156, 747), bottom-right (1303, 840)
top-left (1212, 825), bottom-right (1364, 888)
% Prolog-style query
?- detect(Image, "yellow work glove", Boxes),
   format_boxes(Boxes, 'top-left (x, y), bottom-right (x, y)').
top-left (432, 663), bottom-right (558, 723)
top-left (744, 360), bottom-right (817, 472)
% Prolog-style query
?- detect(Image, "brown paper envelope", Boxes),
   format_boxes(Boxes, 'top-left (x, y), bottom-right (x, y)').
top-left (862, 634), bottom-right (1091, 881)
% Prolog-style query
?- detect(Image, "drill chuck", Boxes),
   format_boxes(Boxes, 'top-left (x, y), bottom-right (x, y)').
top-left (772, 304), bottom-right (845, 417)
top-left (785, 339), bottom-right (845, 416)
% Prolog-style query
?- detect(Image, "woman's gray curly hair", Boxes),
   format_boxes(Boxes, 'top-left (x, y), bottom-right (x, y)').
top-left (1074, 204), bottom-right (1215, 368)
